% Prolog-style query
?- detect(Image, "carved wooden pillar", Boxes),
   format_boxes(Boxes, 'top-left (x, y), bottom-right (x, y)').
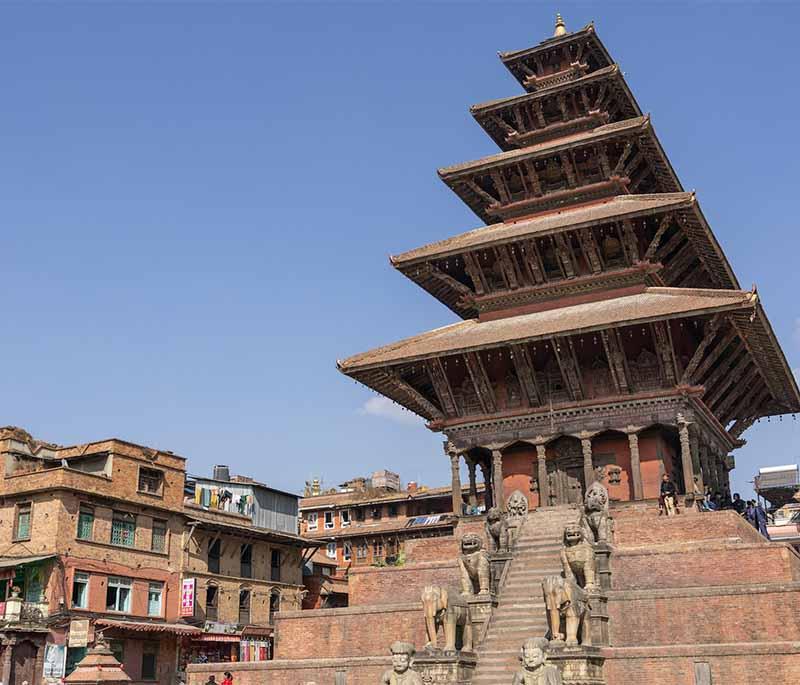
top-left (492, 450), bottom-right (505, 512)
top-left (677, 416), bottom-right (695, 495)
top-left (1, 637), bottom-right (14, 685)
top-left (466, 457), bottom-right (479, 509)
top-left (690, 430), bottom-right (703, 493)
top-left (699, 442), bottom-right (713, 493)
top-left (718, 455), bottom-right (731, 495)
top-left (626, 426), bottom-right (644, 500)
top-left (535, 441), bottom-right (549, 508)
top-left (580, 436), bottom-right (594, 488)
top-left (479, 461), bottom-right (492, 509)
top-left (446, 442), bottom-right (463, 517)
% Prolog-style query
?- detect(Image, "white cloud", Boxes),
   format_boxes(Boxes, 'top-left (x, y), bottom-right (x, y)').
top-left (358, 396), bottom-right (421, 426)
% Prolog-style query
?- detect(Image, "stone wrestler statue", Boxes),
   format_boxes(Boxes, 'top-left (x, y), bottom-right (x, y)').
top-left (380, 641), bottom-right (423, 685)
top-left (512, 637), bottom-right (562, 685)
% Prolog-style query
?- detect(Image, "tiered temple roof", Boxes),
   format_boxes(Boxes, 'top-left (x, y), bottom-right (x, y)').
top-left (338, 18), bottom-right (800, 455)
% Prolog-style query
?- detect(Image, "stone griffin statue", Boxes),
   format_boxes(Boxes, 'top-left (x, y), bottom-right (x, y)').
top-left (458, 533), bottom-right (491, 595)
top-left (485, 507), bottom-right (510, 553)
top-left (579, 474), bottom-right (612, 545)
top-left (506, 490), bottom-right (529, 518)
top-left (542, 524), bottom-right (598, 646)
top-left (380, 642), bottom-right (423, 685)
top-left (420, 586), bottom-right (472, 654)
top-left (512, 637), bottom-right (563, 685)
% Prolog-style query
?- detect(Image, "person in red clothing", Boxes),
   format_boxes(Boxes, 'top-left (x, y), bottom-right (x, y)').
top-left (221, 672), bottom-right (233, 685)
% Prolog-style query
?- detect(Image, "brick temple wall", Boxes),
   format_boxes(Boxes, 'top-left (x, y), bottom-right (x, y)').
top-left (348, 561), bottom-right (459, 606)
top-left (188, 657), bottom-right (390, 685)
top-left (273, 603), bottom-right (425, 659)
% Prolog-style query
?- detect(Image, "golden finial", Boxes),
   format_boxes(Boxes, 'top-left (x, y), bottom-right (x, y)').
top-left (554, 13), bottom-right (567, 37)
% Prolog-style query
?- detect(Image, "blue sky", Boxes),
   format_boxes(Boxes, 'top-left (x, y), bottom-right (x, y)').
top-left (2, 2), bottom-right (799, 499)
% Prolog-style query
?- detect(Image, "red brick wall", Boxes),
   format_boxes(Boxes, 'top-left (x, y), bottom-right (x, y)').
top-left (404, 536), bottom-right (460, 563)
top-left (612, 509), bottom-right (764, 547)
top-left (501, 447), bottom-right (539, 509)
top-left (273, 603), bottom-right (424, 659)
top-left (604, 645), bottom-right (800, 685)
top-left (188, 658), bottom-right (390, 685)
top-left (608, 586), bottom-right (800, 646)
top-left (348, 562), bottom-right (459, 605)
top-left (612, 543), bottom-right (800, 589)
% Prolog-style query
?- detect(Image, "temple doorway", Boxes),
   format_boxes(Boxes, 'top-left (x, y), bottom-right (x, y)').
top-left (546, 437), bottom-right (585, 506)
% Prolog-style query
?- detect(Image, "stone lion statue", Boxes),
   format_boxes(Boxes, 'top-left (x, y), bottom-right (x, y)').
top-left (579, 478), bottom-right (612, 544)
top-left (561, 523), bottom-right (598, 591)
top-left (420, 585), bottom-right (472, 654)
top-left (458, 533), bottom-right (491, 595)
top-left (485, 507), bottom-right (510, 553)
top-left (542, 575), bottom-right (590, 647)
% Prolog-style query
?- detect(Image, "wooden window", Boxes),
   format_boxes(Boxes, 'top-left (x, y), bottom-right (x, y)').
top-left (354, 508), bottom-right (364, 522)
top-left (141, 642), bottom-right (159, 681)
top-left (306, 512), bottom-right (318, 531)
top-left (77, 506), bottom-right (94, 541)
top-left (324, 511), bottom-right (334, 529)
top-left (138, 468), bottom-right (164, 496)
top-left (147, 583), bottom-right (163, 617)
top-left (269, 591), bottom-right (280, 623)
top-left (238, 589), bottom-right (251, 625)
top-left (208, 538), bottom-right (221, 574)
top-left (13, 503), bottom-right (32, 541)
top-left (240, 544), bottom-right (253, 579)
top-left (342, 542), bottom-right (352, 562)
top-left (111, 512), bottom-right (136, 547)
top-left (373, 540), bottom-right (384, 561)
top-left (325, 542), bottom-right (336, 559)
top-left (106, 576), bottom-right (132, 612)
top-left (205, 585), bottom-right (218, 621)
top-left (340, 510), bottom-right (351, 527)
top-left (151, 519), bottom-right (167, 553)
top-left (371, 507), bottom-right (381, 520)
top-left (271, 549), bottom-right (281, 582)
top-left (356, 543), bottom-right (368, 560)
top-left (71, 572), bottom-right (89, 609)
top-left (388, 504), bottom-right (398, 518)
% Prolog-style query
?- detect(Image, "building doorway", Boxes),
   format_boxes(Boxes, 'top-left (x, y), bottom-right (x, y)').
top-left (11, 640), bottom-right (38, 685)
top-left (546, 437), bottom-right (585, 506)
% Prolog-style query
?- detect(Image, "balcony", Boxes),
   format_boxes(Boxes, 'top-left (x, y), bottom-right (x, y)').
top-left (0, 597), bottom-right (49, 625)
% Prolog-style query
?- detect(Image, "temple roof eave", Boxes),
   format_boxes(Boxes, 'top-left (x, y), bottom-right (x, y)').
top-left (338, 287), bottom-right (757, 374)
top-left (438, 116), bottom-right (651, 180)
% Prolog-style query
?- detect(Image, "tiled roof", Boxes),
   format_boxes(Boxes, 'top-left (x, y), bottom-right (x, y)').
top-left (438, 117), bottom-right (649, 179)
top-left (300, 482), bottom-right (484, 510)
top-left (338, 287), bottom-right (757, 372)
top-left (391, 194), bottom-right (694, 265)
top-left (303, 515), bottom-right (456, 540)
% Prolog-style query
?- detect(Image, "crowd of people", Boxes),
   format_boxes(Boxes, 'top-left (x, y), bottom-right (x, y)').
top-left (657, 473), bottom-right (771, 539)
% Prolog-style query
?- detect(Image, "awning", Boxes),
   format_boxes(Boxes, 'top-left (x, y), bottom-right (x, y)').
top-left (95, 619), bottom-right (201, 636)
top-left (190, 633), bottom-right (241, 643)
top-left (0, 555), bottom-right (56, 569)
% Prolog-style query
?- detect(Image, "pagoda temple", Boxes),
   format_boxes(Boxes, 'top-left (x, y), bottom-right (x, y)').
top-left (337, 17), bottom-right (800, 515)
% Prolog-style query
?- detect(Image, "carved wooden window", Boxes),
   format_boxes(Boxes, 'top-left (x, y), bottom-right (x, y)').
top-left (630, 348), bottom-right (661, 391)
top-left (240, 544), bottom-right (253, 579)
top-left (505, 372), bottom-right (523, 409)
top-left (587, 357), bottom-right (612, 398)
top-left (137, 467), bottom-right (164, 496)
top-left (271, 549), bottom-right (282, 582)
top-left (238, 588), bottom-right (251, 625)
top-left (205, 585), bottom-right (218, 621)
top-left (208, 538), bottom-right (221, 574)
top-left (372, 540), bottom-right (384, 561)
top-left (356, 543), bottom-right (368, 560)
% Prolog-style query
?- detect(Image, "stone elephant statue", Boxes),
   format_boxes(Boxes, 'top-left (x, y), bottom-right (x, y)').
top-left (421, 585), bottom-right (473, 654)
top-left (541, 575), bottom-right (590, 647)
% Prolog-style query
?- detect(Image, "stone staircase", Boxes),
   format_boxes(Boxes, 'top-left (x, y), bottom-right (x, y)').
top-left (472, 506), bottom-right (579, 685)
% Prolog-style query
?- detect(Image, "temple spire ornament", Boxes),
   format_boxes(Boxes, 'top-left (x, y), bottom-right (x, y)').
top-left (554, 13), bottom-right (567, 37)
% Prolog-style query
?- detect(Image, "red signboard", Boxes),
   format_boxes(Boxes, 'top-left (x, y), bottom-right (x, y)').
top-left (180, 578), bottom-right (196, 617)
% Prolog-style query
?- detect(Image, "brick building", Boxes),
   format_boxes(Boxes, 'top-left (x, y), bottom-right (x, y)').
top-left (299, 473), bottom-right (485, 582)
top-left (0, 428), bottom-right (309, 685)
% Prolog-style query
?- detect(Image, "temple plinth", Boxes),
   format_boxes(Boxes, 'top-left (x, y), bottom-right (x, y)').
top-left (337, 20), bottom-right (800, 513)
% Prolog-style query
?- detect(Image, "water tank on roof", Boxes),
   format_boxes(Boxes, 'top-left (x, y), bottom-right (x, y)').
top-left (213, 464), bottom-right (231, 481)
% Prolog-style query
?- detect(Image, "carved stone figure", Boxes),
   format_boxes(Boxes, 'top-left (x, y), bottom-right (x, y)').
top-left (512, 637), bottom-right (562, 685)
top-left (485, 507), bottom-right (510, 553)
top-left (380, 642), bottom-right (423, 685)
top-left (421, 586), bottom-right (473, 654)
top-left (506, 490), bottom-right (529, 518)
top-left (458, 534), bottom-right (491, 595)
top-left (579, 479), bottom-right (611, 544)
top-left (561, 523), bottom-right (598, 591)
top-left (542, 575), bottom-right (589, 647)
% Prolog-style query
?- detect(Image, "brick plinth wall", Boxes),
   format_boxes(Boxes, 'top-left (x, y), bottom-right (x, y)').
top-left (273, 603), bottom-right (425, 659)
top-left (187, 657), bottom-right (390, 685)
top-left (348, 561), bottom-right (459, 605)
top-left (603, 642), bottom-right (800, 684)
